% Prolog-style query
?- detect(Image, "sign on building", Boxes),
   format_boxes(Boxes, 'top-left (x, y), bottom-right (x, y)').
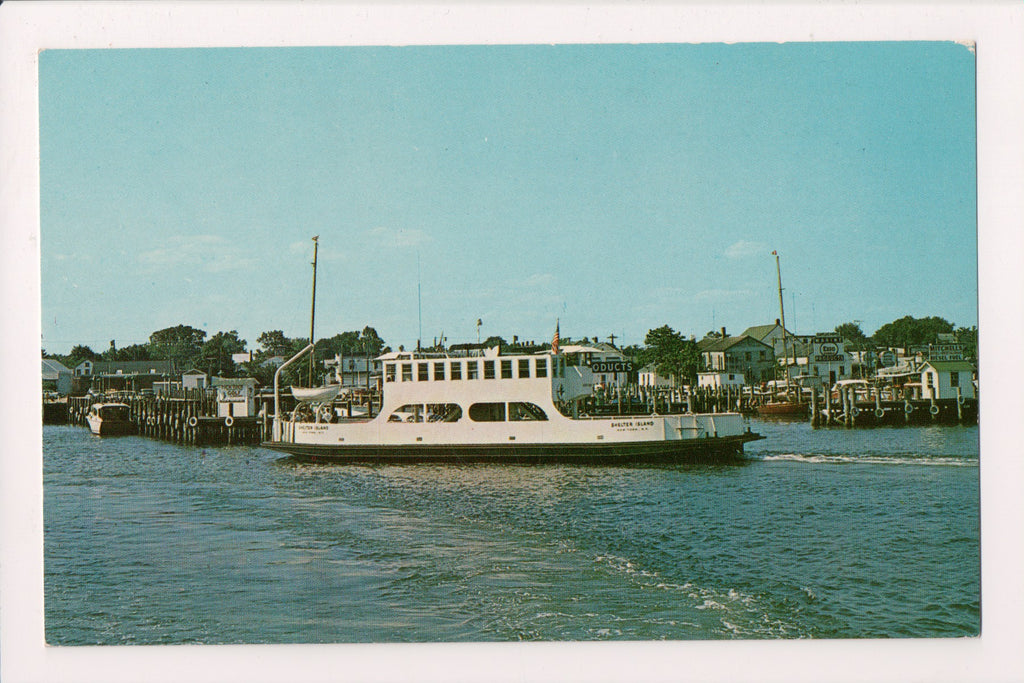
top-left (928, 344), bottom-right (964, 361)
top-left (811, 334), bottom-right (845, 363)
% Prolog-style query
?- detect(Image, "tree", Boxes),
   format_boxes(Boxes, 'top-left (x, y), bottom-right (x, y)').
top-left (359, 326), bottom-right (385, 356)
top-left (835, 322), bottom-right (870, 351)
top-left (256, 330), bottom-right (293, 357)
top-left (871, 316), bottom-right (955, 350)
top-left (644, 325), bottom-right (701, 386)
top-left (202, 330), bottom-right (247, 377)
top-left (65, 344), bottom-right (102, 369)
top-left (148, 324), bottom-right (206, 371)
top-left (955, 325), bottom-right (978, 363)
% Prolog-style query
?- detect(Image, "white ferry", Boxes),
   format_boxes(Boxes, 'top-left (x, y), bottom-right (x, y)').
top-left (262, 344), bottom-right (763, 463)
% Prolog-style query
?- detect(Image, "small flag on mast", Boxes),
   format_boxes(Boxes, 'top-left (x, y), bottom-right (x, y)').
top-left (552, 319), bottom-right (560, 355)
top-left (771, 250), bottom-right (777, 255)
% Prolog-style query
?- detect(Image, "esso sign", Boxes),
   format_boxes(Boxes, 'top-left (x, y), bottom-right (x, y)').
top-left (819, 343), bottom-right (839, 355)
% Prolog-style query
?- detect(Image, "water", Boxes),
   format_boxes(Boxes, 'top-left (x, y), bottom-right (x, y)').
top-left (43, 419), bottom-right (979, 644)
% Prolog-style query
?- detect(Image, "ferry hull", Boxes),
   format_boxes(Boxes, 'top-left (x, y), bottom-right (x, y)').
top-left (261, 432), bottom-right (764, 464)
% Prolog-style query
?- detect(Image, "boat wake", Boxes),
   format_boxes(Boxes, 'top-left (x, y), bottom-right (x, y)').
top-left (758, 453), bottom-right (976, 467)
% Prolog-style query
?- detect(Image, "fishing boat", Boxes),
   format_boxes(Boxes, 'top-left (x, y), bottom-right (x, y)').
top-left (262, 344), bottom-right (764, 464)
top-left (757, 250), bottom-right (806, 418)
top-left (85, 402), bottom-right (133, 436)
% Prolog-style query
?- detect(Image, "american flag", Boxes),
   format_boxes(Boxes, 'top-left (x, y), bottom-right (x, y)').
top-left (771, 250), bottom-right (777, 255)
top-left (552, 319), bottom-right (560, 355)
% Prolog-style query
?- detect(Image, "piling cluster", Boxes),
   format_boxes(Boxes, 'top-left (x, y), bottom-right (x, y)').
top-left (65, 393), bottom-right (268, 445)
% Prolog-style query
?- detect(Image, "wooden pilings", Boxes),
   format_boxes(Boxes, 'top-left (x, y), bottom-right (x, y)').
top-left (803, 384), bottom-right (978, 428)
top-left (64, 393), bottom-right (265, 445)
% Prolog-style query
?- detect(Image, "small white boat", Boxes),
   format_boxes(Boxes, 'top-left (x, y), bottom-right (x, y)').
top-left (290, 384), bottom-right (342, 403)
top-left (85, 402), bottom-right (133, 436)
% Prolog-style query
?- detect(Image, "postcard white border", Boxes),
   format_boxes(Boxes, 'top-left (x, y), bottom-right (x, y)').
top-left (3, 2), bottom-right (1022, 682)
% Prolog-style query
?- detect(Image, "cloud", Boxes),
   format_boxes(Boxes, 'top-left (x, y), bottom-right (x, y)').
top-left (138, 234), bottom-right (255, 272)
top-left (724, 240), bottom-right (767, 259)
top-left (693, 288), bottom-right (755, 303)
top-left (365, 226), bottom-right (431, 248)
top-left (520, 273), bottom-right (556, 289)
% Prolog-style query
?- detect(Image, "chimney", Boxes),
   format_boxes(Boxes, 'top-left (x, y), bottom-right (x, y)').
top-left (721, 327), bottom-right (727, 338)
top-left (775, 318), bottom-right (780, 325)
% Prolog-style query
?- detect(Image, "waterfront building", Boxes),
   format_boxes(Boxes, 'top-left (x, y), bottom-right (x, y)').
top-left (697, 331), bottom-right (775, 383)
top-left (919, 360), bottom-right (976, 400)
top-left (638, 363), bottom-right (676, 389)
top-left (73, 359), bottom-right (175, 392)
top-left (795, 334), bottom-right (853, 387)
top-left (42, 358), bottom-right (73, 396)
top-left (212, 377), bottom-right (259, 418)
top-left (324, 354), bottom-right (383, 389)
top-left (559, 341), bottom-right (632, 388)
top-left (182, 368), bottom-right (210, 390)
top-left (697, 370), bottom-right (746, 389)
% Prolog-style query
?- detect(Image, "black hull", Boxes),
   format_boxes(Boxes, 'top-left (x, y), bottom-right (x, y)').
top-left (261, 432), bottom-right (764, 465)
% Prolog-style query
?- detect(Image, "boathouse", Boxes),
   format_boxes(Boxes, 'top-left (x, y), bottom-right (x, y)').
top-left (919, 360), bottom-right (976, 400)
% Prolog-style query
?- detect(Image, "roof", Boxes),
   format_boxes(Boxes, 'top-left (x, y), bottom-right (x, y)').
top-left (740, 323), bottom-right (797, 341)
top-left (212, 377), bottom-right (259, 386)
top-left (698, 334), bottom-right (773, 353)
top-left (78, 359), bottom-right (175, 374)
top-left (920, 360), bottom-right (974, 372)
top-left (182, 368), bottom-right (208, 376)
top-left (42, 358), bottom-right (72, 376)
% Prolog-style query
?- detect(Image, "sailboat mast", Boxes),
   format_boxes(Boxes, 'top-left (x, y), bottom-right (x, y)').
top-left (774, 251), bottom-right (790, 384)
top-left (309, 235), bottom-right (319, 386)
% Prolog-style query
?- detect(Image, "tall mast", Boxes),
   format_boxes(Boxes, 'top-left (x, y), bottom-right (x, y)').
top-left (774, 250), bottom-right (790, 385)
top-left (308, 235), bottom-right (319, 386)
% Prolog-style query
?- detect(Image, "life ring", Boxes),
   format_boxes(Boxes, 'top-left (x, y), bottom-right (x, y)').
top-left (188, 416), bottom-right (198, 428)
top-left (225, 415), bottom-right (234, 427)
top-left (874, 408), bottom-right (885, 419)
top-left (957, 395), bottom-right (966, 406)
top-left (317, 405), bottom-right (335, 423)
top-left (904, 403), bottom-right (914, 414)
top-left (850, 407), bottom-right (861, 418)
top-left (929, 404), bottom-right (940, 416)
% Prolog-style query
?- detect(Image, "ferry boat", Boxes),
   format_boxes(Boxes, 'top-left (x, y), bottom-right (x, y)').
top-left (85, 402), bottom-right (134, 436)
top-left (262, 344), bottom-right (764, 464)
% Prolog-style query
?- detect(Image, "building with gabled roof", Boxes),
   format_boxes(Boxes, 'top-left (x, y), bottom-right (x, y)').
top-left (42, 358), bottom-right (73, 395)
top-left (919, 360), bottom-right (976, 400)
top-left (698, 332), bottom-right (775, 383)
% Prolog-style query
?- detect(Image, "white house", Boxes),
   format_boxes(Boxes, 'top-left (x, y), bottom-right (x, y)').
top-left (697, 371), bottom-right (746, 389)
top-left (324, 354), bottom-right (382, 389)
top-left (560, 342), bottom-right (633, 388)
top-left (182, 368), bottom-right (209, 390)
top-left (212, 377), bottom-right (259, 417)
top-left (638, 363), bottom-right (675, 388)
top-left (919, 361), bottom-right (975, 400)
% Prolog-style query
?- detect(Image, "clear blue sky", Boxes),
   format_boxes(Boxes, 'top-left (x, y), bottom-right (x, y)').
top-left (39, 42), bottom-right (977, 355)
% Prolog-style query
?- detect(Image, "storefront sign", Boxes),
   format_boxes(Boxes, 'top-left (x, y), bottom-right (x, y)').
top-left (589, 360), bottom-right (634, 374)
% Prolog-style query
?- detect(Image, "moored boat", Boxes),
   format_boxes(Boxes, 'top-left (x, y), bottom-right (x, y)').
top-left (263, 344), bottom-right (763, 464)
top-left (85, 402), bottom-right (133, 436)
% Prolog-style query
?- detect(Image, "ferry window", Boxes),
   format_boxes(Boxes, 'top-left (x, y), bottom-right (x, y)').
top-left (518, 358), bottom-right (530, 378)
top-left (501, 360), bottom-right (513, 378)
top-left (418, 362), bottom-right (429, 381)
top-left (401, 363), bottom-right (412, 382)
top-left (433, 362), bottom-right (445, 381)
top-left (388, 404), bottom-right (424, 422)
top-left (426, 403), bottom-right (462, 422)
top-left (509, 402), bottom-right (548, 421)
top-left (484, 360), bottom-right (496, 379)
top-left (469, 402), bottom-right (506, 422)
top-left (450, 362), bottom-right (462, 380)
top-left (385, 364), bottom-right (396, 383)
top-left (467, 361), bottom-right (479, 380)
top-left (535, 357), bottom-right (548, 378)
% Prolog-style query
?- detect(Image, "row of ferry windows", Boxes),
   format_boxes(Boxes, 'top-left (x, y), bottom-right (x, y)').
top-left (384, 357), bottom-right (562, 383)
top-left (387, 402), bottom-right (549, 423)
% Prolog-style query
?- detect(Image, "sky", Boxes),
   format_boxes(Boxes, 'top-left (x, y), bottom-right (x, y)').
top-left (39, 42), bottom-right (978, 355)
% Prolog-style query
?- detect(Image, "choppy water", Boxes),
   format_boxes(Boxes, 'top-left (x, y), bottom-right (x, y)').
top-left (44, 419), bottom-right (979, 644)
